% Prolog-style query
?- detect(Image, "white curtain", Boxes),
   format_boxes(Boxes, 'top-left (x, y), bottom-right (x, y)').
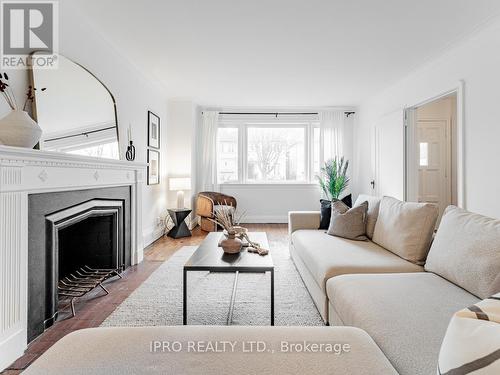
top-left (319, 110), bottom-right (345, 163)
top-left (197, 111), bottom-right (220, 192)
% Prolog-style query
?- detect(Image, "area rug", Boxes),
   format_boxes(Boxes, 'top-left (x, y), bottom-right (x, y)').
top-left (101, 244), bottom-right (324, 327)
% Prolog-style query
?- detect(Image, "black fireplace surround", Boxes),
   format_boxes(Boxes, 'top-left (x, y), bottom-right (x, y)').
top-left (28, 187), bottom-right (131, 342)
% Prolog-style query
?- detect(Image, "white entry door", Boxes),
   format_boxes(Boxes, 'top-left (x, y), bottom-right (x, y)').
top-left (417, 120), bottom-right (451, 219)
top-left (374, 109), bottom-right (405, 200)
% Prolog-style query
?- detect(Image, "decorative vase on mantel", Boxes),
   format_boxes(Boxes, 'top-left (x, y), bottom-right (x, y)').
top-left (0, 110), bottom-right (42, 148)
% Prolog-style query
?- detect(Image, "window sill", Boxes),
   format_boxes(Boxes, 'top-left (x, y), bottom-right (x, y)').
top-left (219, 182), bottom-right (320, 188)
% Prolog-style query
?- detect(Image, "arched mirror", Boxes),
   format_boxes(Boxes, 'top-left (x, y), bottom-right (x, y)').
top-left (30, 53), bottom-right (120, 159)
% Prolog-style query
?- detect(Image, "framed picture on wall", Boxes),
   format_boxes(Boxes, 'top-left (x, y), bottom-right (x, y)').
top-left (147, 149), bottom-right (160, 185)
top-left (148, 111), bottom-right (160, 149)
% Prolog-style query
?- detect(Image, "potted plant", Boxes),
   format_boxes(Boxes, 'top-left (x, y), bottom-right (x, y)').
top-left (0, 72), bottom-right (46, 148)
top-left (317, 157), bottom-right (350, 200)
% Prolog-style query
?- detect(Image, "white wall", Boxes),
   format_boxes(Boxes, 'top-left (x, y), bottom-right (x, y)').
top-left (165, 99), bottom-right (199, 228)
top-left (220, 184), bottom-right (321, 223)
top-left (0, 0), bottom-right (169, 246)
top-left (165, 99), bottom-right (196, 206)
top-left (354, 16), bottom-right (500, 219)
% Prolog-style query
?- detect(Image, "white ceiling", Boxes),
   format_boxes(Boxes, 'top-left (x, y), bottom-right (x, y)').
top-left (74, 0), bottom-right (500, 107)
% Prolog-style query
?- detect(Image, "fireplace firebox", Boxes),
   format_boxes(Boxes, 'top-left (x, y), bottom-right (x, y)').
top-left (58, 214), bottom-right (117, 279)
top-left (44, 199), bottom-right (125, 325)
top-left (28, 187), bottom-right (132, 342)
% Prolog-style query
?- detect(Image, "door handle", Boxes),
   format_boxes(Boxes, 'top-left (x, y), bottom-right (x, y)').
top-left (370, 180), bottom-right (375, 189)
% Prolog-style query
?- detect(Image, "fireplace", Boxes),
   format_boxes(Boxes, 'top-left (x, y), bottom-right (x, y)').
top-left (44, 199), bottom-right (125, 327)
top-left (0, 146), bottom-right (146, 371)
top-left (28, 187), bottom-right (132, 342)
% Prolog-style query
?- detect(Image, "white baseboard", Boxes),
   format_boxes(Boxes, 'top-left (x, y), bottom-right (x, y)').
top-left (0, 328), bottom-right (26, 372)
top-left (189, 215), bottom-right (200, 230)
top-left (143, 216), bottom-right (198, 249)
top-left (143, 225), bottom-right (165, 248)
top-left (241, 215), bottom-right (288, 224)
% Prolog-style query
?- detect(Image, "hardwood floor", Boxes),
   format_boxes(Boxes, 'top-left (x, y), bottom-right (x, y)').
top-left (2, 224), bottom-right (288, 374)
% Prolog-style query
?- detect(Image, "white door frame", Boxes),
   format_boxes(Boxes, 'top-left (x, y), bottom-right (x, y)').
top-left (404, 80), bottom-right (465, 208)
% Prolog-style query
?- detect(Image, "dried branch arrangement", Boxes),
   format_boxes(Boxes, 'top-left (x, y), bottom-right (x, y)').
top-left (23, 85), bottom-right (46, 111)
top-left (207, 201), bottom-right (245, 234)
top-left (241, 232), bottom-right (269, 256)
top-left (208, 201), bottom-right (269, 256)
top-left (0, 72), bottom-right (16, 110)
top-left (0, 72), bottom-right (46, 111)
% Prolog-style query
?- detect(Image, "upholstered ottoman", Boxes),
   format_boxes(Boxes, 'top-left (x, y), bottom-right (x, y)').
top-left (24, 326), bottom-right (397, 374)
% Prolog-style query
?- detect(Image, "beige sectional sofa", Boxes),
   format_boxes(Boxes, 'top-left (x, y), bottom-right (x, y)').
top-left (327, 273), bottom-right (479, 374)
top-left (289, 195), bottom-right (435, 321)
top-left (289, 198), bottom-right (500, 374)
top-left (289, 217), bottom-right (423, 321)
top-left (24, 326), bottom-right (398, 374)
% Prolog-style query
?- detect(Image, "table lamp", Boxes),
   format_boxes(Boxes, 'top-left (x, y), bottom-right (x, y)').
top-left (169, 177), bottom-right (191, 208)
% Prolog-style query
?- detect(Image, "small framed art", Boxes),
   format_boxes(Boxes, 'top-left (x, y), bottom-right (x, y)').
top-left (148, 111), bottom-right (160, 149)
top-left (147, 149), bottom-right (160, 185)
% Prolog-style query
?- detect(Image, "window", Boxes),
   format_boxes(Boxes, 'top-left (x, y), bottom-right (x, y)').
top-left (419, 142), bottom-right (429, 167)
top-left (217, 128), bottom-right (239, 183)
top-left (216, 114), bottom-right (320, 184)
top-left (247, 127), bottom-right (305, 182)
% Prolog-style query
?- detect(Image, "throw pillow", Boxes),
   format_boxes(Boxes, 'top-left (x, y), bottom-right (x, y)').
top-left (425, 206), bottom-right (500, 299)
top-left (327, 200), bottom-right (368, 241)
top-left (438, 293), bottom-right (500, 374)
top-left (340, 194), bottom-right (352, 208)
top-left (372, 196), bottom-right (438, 265)
top-left (353, 194), bottom-right (381, 239)
top-left (319, 194), bottom-right (352, 230)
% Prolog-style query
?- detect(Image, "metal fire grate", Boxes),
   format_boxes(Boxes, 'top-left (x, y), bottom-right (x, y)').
top-left (57, 265), bottom-right (122, 317)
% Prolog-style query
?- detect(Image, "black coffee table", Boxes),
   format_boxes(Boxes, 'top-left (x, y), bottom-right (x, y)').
top-left (183, 232), bottom-right (274, 325)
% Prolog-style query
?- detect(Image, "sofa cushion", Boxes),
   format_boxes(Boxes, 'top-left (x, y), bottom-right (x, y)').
top-left (24, 326), bottom-right (398, 375)
top-left (326, 273), bottom-right (479, 375)
top-left (353, 194), bottom-right (381, 239)
top-left (372, 196), bottom-right (438, 265)
top-left (327, 200), bottom-right (368, 241)
top-left (288, 211), bottom-right (321, 234)
top-left (425, 206), bottom-right (500, 299)
top-left (291, 230), bottom-right (422, 291)
top-left (438, 292), bottom-right (500, 375)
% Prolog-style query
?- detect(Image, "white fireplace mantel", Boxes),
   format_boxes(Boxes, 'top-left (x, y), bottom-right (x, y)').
top-left (0, 145), bottom-right (147, 371)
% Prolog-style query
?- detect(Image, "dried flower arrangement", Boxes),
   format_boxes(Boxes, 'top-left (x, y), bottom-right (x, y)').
top-left (207, 201), bottom-right (245, 235)
top-left (0, 72), bottom-right (46, 111)
top-left (209, 202), bottom-right (269, 256)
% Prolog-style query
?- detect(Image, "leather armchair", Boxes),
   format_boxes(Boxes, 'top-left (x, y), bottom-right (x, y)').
top-left (196, 192), bottom-right (237, 232)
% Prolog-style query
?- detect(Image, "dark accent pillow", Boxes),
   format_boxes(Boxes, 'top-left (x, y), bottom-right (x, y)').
top-left (341, 194), bottom-right (352, 208)
top-left (319, 194), bottom-right (352, 230)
